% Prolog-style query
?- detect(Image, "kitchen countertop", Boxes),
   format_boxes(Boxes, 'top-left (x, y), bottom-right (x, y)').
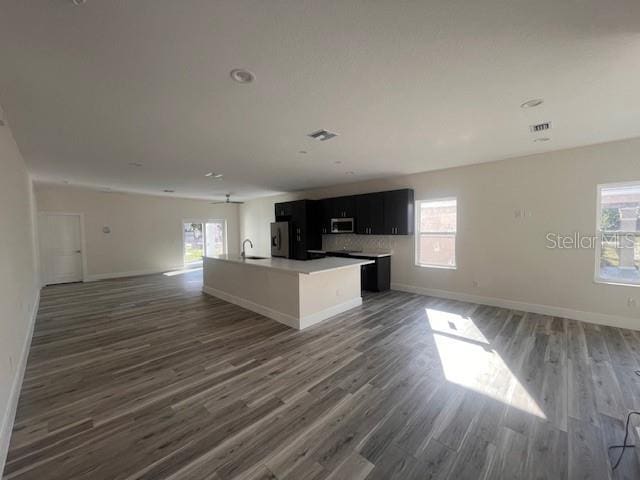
top-left (205, 254), bottom-right (374, 275)
top-left (307, 249), bottom-right (392, 258)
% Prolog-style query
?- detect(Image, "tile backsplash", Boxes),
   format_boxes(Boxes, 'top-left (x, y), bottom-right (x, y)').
top-left (322, 234), bottom-right (399, 253)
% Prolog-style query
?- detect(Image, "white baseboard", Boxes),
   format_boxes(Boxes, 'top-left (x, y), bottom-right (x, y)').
top-left (202, 285), bottom-right (362, 330)
top-left (299, 297), bottom-right (363, 329)
top-left (391, 282), bottom-right (639, 330)
top-left (85, 265), bottom-right (188, 282)
top-left (202, 285), bottom-right (300, 328)
top-left (0, 289), bottom-right (40, 474)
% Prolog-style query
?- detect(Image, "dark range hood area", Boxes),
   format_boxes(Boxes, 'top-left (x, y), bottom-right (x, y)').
top-left (272, 188), bottom-right (414, 261)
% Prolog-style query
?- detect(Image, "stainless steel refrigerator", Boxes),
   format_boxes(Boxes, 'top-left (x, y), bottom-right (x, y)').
top-left (270, 222), bottom-right (290, 258)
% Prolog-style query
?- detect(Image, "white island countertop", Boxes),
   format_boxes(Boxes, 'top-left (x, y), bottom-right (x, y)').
top-left (205, 254), bottom-right (373, 275)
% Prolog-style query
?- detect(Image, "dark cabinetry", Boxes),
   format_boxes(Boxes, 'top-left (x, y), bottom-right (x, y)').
top-left (331, 195), bottom-right (356, 218)
top-left (320, 199), bottom-right (332, 235)
top-left (360, 256), bottom-right (390, 292)
top-left (383, 189), bottom-right (414, 235)
top-left (328, 252), bottom-right (390, 291)
top-left (355, 193), bottom-right (384, 234)
top-left (274, 200), bottom-right (321, 260)
top-left (338, 188), bottom-right (414, 235)
top-left (319, 196), bottom-right (356, 234)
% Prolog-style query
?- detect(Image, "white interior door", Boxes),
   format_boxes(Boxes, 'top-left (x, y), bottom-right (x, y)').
top-left (40, 214), bottom-right (83, 285)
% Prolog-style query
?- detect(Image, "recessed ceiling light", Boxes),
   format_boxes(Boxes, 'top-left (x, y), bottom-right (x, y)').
top-left (520, 98), bottom-right (544, 108)
top-left (534, 137), bottom-right (551, 142)
top-left (205, 172), bottom-right (224, 179)
top-left (128, 162), bottom-right (143, 167)
top-left (230, 69), bottom-right (255, 84)
top-left (163, 189), bottom-right (175, 193)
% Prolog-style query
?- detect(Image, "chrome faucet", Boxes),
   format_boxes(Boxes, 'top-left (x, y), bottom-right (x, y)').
top-left (241, 238), bottom-right (254, 259)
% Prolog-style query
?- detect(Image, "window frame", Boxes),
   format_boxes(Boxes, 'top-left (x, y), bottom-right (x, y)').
top-left (594, 181), bottom-right (640, 287)
top-left (415, 196), bottom-right (458, 270)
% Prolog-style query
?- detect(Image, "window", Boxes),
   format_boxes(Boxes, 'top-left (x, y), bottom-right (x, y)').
top-left (416, 198), bottom-right (457, 268)
top-left (596, 183), bottom-right (640, 285)
top-left (183, 219), bottom-right (227, 266)
top-left (205, 221), bottom-right (226, 256)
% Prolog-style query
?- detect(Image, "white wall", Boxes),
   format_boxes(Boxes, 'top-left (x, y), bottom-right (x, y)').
top-left (36, 185), bottom-right (241, 281)
top-left (240, 137), bottom-right (640, 329)
top-left (0, 109), bottom-right (39, 472)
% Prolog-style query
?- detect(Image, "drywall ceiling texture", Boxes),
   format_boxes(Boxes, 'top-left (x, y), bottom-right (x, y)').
top-left (1, 1), bottom-right (640, 199)
top-left (240, 137), bottom-right (640, 329)
top-left (0, 108), bottom-right (40, 473)
top-left (35, 185), bottom-right (241, 280)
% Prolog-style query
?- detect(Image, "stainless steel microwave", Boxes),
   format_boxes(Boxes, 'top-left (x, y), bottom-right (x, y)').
top-left (330, 218), bottom-right (355, 233)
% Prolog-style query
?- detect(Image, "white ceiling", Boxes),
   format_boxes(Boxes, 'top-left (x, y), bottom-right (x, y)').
top-left (1, 1), bottom-right (640, 200)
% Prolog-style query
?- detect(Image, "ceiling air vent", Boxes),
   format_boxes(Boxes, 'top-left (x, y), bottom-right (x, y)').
top-left (308, 129), bottom-right (338, 141)
top-left (529, 122), bottom-right (552, 133)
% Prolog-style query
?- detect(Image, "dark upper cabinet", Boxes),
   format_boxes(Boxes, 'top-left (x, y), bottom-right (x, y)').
top-left (383, 189), bottom-right (414, 235)
top-left (331, 195), bottom-right (356, 219)
top-left (274, 202), bottom-right (294, 219)
top-left (320, 199), bottom-right (332, 234)
top-left (355, 193), bottom-right (385, 235)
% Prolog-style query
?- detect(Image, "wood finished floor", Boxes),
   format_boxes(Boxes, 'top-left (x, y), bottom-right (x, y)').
top-left (4, 270), bottom-right (640, 480)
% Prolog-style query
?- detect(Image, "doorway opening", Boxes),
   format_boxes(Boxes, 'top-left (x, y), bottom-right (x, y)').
top-left (183, 220), bottom-right (226, 266)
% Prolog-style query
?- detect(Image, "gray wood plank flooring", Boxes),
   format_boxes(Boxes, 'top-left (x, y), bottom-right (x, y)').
top-left (3, 270), bottom-right (640, 479)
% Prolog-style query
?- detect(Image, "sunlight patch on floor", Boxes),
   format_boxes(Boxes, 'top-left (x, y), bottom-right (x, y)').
top-left (426, 308), bottom-right (546, 419)
top-left (163, 267), bottom-right (203, 276)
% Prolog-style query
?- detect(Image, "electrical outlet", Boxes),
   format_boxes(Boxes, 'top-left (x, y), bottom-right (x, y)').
top-left (628, 298), bottom-right (637, 308)
top-left (472, 280), bottom-right (480, 288)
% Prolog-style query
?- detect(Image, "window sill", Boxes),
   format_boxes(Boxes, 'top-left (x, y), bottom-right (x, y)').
top-left (594, 278), bottom-right (640, 288)
top-left (415, 263), bottom-right (457, 270)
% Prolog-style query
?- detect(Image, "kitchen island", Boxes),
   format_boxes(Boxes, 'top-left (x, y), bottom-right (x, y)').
top-left (203, 255), bottom-right (374, 329)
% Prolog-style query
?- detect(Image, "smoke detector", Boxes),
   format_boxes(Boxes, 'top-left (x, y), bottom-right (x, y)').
top-left (529, 122), bottom-right (552, 133)
top-left (308, 129), bottom-right (338, 141)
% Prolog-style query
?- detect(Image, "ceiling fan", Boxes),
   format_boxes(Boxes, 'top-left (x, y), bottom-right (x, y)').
top-left (211, 193), bottom-right (244, 205)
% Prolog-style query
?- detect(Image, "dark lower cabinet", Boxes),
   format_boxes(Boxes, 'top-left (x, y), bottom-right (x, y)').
top-left (327, 252), bottom-right (390, 292)
top-left (360, 256), bottom-right (390, 292)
